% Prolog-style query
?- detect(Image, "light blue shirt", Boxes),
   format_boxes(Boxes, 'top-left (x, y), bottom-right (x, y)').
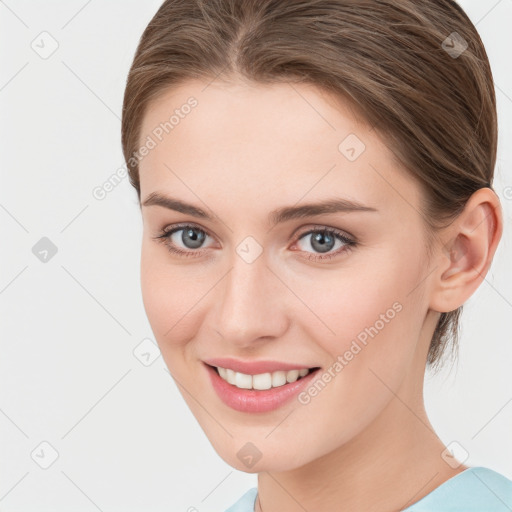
top-left (224, 466), bottom-right (512, 511)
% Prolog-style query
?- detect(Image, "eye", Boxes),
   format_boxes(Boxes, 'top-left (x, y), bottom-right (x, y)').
top-left (153, 223), bottom-right (214, 257)
top-left (153, 223), bottom-right (357, 262)
top-left (292, 226), bottom-right (356, 261)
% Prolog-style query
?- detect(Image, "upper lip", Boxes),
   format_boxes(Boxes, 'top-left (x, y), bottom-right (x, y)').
top-left (203, 357), bottom-right (319, 375)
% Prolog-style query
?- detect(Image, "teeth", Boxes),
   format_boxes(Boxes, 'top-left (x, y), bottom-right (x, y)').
top-left (216, 366), bottom-right (313, 390)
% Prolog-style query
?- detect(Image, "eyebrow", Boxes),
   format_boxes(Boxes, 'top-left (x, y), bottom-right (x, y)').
top-left (142, 192), bottom-right (378, 225)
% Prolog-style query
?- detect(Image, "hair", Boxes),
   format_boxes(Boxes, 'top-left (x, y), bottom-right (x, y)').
top-left (121, 0), bottom-right (497, 372)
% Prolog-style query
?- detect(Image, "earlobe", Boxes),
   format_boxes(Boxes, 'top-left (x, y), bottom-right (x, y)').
top-left (429, 188), bottom-right (503, 313)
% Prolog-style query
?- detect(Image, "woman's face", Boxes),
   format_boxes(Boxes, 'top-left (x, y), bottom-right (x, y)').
top-left (138, 78), bottom-right (438, 472)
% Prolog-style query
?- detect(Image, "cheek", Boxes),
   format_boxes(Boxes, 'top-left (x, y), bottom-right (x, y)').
top-left (281, 256), bottom-right (426, 448)
top-left (289, 245), bottom-right (427, 371)
top-left (140, 240), bottom-right (204, 357)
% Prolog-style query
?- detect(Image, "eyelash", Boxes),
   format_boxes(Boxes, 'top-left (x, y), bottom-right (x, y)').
top-left (153, 223), bottom-right (357, 262)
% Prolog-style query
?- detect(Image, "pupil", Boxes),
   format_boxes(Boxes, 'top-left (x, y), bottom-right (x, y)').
top-left (183, 228), bottom-right (205, 249)
top-left (311, 232), bottom-right (334, 253)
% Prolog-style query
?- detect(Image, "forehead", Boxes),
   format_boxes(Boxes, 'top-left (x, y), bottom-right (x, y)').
top-left (138, 79), bottom-right (421, 217)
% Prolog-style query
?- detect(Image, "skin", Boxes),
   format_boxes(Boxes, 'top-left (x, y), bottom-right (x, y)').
top-left (137, 78), bottom-right (502, 511)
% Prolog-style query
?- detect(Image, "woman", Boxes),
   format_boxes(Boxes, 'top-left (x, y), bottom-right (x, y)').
top-left (121, 0), bottom-right (512, 510)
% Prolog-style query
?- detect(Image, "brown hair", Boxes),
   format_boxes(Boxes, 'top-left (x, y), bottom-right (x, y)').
top-left (121, 0), bottom-right (497, 371)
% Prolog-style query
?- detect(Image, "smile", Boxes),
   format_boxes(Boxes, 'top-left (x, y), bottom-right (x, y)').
top-left (215, 365), bottom-right (313, 390)
top-left (204, 362), bottom-right (321, 413)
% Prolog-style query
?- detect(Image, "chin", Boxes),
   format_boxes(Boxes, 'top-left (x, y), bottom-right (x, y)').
top-left (208, 436), bottom-right (312, 473)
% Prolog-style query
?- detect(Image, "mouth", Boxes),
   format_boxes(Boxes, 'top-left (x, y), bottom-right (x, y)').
top-left (207, 363), bottom-right (321, 390)
top-left (204, 362), bottom-right (322, 413)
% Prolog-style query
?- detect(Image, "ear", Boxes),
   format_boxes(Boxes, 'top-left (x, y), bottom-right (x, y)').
top-left (429, 187), bottom-right (503, 313)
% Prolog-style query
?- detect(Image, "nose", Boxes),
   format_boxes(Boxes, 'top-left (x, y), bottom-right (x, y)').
top-left (213, 247), bottom-right (289, 349)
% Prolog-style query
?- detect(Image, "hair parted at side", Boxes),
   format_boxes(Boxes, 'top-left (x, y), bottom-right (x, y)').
top-left (121, 0), bottom-right (497, 371)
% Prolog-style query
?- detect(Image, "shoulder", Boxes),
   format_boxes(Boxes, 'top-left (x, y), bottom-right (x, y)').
top-left (223, 487), bottom-right (258, 512)
top-left (406, 466), bottom-right (512, 511)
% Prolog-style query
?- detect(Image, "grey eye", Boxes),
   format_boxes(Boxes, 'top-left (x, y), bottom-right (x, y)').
top-left (297, 230), bottom-right (345, 254)
top-left (174, 227), bottom-right (207, 249)
top-left (308, 231), bottom-right (336, 253)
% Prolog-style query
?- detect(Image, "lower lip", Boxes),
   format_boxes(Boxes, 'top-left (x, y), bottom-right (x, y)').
top-left (205, 363), bottom-right (320, 413)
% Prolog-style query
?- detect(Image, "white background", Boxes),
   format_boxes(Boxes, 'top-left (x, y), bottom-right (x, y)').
top-left (1, 1), bottom-right (511, 510)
